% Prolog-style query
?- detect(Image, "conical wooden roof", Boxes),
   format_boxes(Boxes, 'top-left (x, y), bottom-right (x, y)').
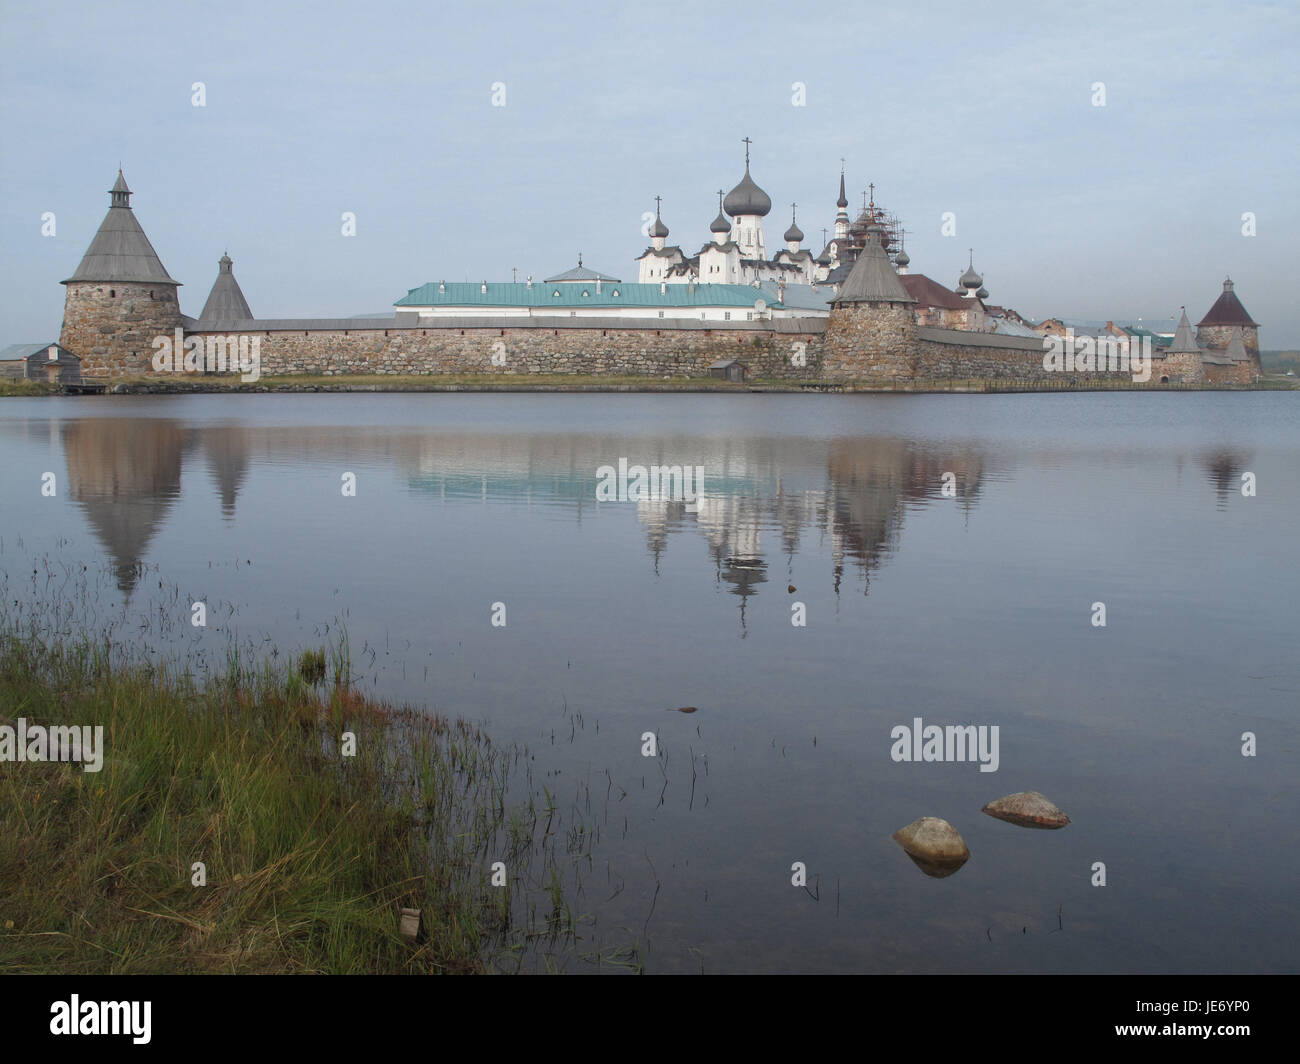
top-left (833, 227), bottom-right (913, 304)
top-left (199, 253), bottom-right (253, 320)
top-left (1168, 309), bottom-right (1201, 353)
top-left (62, 171), bottom-right (179, 286)
top-left (1198, 277), bottom-right (1255, 326)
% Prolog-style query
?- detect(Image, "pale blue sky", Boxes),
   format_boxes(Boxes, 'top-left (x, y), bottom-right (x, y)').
top-left (2, 0), bottom-right (1297, 343)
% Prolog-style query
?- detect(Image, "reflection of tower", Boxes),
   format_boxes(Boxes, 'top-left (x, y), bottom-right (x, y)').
top-left (62, 419), bottom-right (185, 593)
top-left (1199, 449), bottom-right (1248, 507)
top-left (825, 439), bottom-right (988, 596)
top-left (203, 427), bottom-right (251, 519)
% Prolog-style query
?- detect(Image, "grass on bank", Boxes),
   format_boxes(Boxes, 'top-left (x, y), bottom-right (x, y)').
top-left (0, 626), bottom-right (583, 974)
top-left (0, 379), bottom-right (60, 397)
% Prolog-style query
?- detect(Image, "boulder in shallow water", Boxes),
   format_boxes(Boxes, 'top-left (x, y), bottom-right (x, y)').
top-left (981, 791), bottom-right (1070, 829)
top-left (892, 817), bottom-right (970, 878)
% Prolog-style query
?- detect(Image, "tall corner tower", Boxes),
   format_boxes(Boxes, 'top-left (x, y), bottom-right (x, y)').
top-left (60, 171), bottom-right (183, 376)
top-left (1196, 276), bottom-right (1259, 367)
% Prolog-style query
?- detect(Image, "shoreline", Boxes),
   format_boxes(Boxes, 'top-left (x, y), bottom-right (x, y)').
top-left (4, 373), bottom-right (1298, 397)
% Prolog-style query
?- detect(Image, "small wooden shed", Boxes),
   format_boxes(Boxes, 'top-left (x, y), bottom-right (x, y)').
top-left (24, 343), bottom-right (82, 384)
top-left (708, 358), bottom-right (748, 382)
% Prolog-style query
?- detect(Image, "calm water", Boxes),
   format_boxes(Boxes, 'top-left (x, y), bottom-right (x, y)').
top-left (1, 392), bottom-right (1297, 973)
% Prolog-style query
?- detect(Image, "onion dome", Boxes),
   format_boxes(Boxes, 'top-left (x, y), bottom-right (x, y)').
top-left (784, 205), bottom-right (803, 243)
top-left (709, 190), bottom-right (731, 234)
top-left (836, 169), bottom-right (849, 210)
top-left (723, 142), bottom-right (771, 217)
top-left (649, 212), bottom-right (669, 239)
top-left (959, 249), bottom-right (982, 290)
top-left (895, 248), bottom-right (910, 268)
top-left (976, 286), bottom-right (989, 300)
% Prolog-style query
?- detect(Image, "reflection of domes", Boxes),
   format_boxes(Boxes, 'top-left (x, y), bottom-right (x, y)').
top-left (724, 167), bottom-right (772, 217)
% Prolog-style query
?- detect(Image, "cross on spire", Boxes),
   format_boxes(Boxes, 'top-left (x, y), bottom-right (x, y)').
top-left (654, 194), bottom-right (662, 217)
top-left (868, 182), bottom-right (875, 206)
top-left (742, 136), bottom-right (752, 167)
top-left (578, 252), bottom-right (583, 267)
top-left (840, 157), bottom-right (845, 175)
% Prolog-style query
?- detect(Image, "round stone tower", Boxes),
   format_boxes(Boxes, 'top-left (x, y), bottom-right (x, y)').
top-left (823, 220), bottom-right (918, 381)
top-left (1196, 276), bottom-right (1260, 366)
top-left (59, 171), bottom-right (183, 377)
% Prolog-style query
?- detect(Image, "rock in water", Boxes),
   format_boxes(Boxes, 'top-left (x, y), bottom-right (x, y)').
top-left (892, 817), bottom-right (970, 878)
top-left (981, 791), bottom-right (1070, 829)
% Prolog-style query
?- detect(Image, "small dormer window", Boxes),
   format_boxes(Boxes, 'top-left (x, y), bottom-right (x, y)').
top-left (553, 290), bottom-right (561, 298)
top-left (582, 290), bottom-right (590, 298)
top-left (611, 289), bottom-right (619, 297)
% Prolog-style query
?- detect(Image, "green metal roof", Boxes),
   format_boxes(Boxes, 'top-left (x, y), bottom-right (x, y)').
top-left (395, 281), bottom-right (783, 309)
top-left (1122, 325), bottom-right (1171, 347)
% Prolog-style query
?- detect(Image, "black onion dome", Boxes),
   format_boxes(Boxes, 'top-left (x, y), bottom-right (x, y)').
top-left (784, 212), bottom-right (804, 243)
top-left (723, 167), bottom-right (772, 217)
top-left (710, 210), bottom-right (731, 234)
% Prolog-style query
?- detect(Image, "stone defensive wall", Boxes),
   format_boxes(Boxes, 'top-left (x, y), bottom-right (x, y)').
top-left (188, 316), bottom-right (829, 379)
top-left (913, 327), bottom-right (1052, 379)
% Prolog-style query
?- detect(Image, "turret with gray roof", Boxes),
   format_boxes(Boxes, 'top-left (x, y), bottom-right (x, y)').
top-left (1168, 308), bottom-right (1201, 353)
top-left (62, 171), bottom-right (179, 287)
top-left (199, 253), bottom-right (253, 322)
top-left (831, 223), bottom-right (914, 305)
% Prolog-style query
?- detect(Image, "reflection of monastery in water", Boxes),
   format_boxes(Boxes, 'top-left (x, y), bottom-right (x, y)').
top-left (41, 420), bottom-right (1249, 611)
top-left (52, 419), bottom-right (992, 607)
